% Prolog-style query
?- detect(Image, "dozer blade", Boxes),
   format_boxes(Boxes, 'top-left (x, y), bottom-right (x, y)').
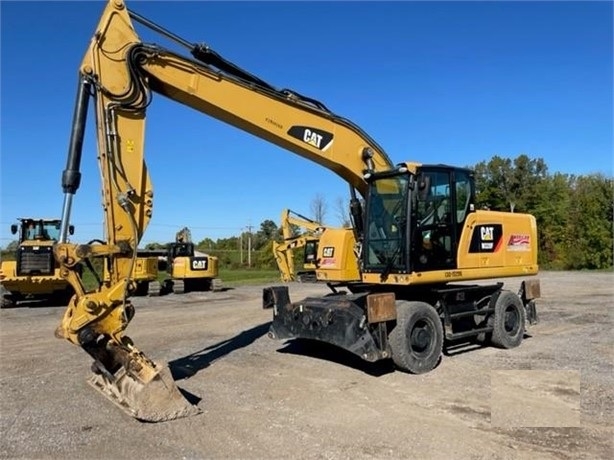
top-left (88, 360), bottom-right (201, 422)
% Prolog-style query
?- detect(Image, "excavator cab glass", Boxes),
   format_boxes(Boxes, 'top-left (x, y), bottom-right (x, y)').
top-left (363, 166), bottom-right (475, 275)
top-left (304, 240), bottom-right (318, 265)
top-left (363, 174), bottom-right (410, 274)
top-left (169, 242), bottom-right (195, 260)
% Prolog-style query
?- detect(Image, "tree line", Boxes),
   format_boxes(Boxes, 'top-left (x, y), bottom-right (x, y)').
top-left (3, 154), bottom-right (612, 271)
top-left (184, 154), bottom-right (613, 271)
top-left (472, 154), bottom-right (612, 270)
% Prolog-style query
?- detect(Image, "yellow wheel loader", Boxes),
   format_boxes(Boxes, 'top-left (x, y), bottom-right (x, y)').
top-left (51, 0), bottom-right (540, 422)
top-left (0, 218), bottom-right (76, 308)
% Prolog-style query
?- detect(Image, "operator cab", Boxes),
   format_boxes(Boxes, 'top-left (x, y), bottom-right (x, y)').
top-left (304, 240), bottom-right (319, 266)
top-left (362, 165), bottom-right (474, 276)
top-left (11, 219), bottom-right (73, 243)
top-left (168, 242), bottom-right (195, 260)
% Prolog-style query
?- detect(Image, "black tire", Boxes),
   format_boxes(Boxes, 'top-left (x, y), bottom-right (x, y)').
top-left (0, 285), bottom-right (16, 309)
top-left (389, 301), bottom-right (444, 374)
top-left (1, 294), bottom-right (15, 309)
top-left (490, 290), bottom-right (525, 349)
top-left (133, 281), bottom-right (150, 297)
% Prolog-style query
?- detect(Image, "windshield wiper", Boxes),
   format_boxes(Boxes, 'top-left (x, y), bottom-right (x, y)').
top-left (379, 244), bottom-right (402, 282)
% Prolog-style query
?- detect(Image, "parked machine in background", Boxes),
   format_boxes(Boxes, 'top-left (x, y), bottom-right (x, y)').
top-left (0, 218), bottom-right (76, 308)
top-left (273, 209), bottom-right (324, 283)
top-left (101, 253), bottom-right (161, 297)
top-left (164, 227), bottom-right (222, 293)
top-left (273, 208), bottom-right (361, 284)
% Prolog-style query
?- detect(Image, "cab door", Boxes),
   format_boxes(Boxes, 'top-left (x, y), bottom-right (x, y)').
top-left (411, 167), bottom-right (473, 272)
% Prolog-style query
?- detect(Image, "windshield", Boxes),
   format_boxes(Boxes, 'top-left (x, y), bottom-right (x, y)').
top-left (363, 174), bottom-right (410, 273)
top-left (22, 220), bottom-right (62, 242)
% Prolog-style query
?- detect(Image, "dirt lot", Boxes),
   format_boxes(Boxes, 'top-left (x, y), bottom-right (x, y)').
top-left (1, 271), bottom-right (612, 459)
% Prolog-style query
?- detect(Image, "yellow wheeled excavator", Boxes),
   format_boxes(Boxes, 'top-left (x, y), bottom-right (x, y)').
top-left (53, 0), bottom-right (540, 422)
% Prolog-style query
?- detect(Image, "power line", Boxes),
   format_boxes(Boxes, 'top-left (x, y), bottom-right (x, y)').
top-left (0, 221), bottom-right (243, 230)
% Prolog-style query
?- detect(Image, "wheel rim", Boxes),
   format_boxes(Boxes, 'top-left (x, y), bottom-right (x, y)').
top-left (409, 319), bottom-right (434, 356)
top-left (504, 305), bottom-right (520, 335)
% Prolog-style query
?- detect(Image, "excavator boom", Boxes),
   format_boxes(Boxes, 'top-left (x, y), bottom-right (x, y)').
top-left (54, 0), bottom-right (393, 422)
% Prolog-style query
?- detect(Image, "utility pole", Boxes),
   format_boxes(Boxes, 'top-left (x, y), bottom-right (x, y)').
top-left (239, 231), bottom-right (243, 265)
top-left (246, 224), bottom-right (253, 268)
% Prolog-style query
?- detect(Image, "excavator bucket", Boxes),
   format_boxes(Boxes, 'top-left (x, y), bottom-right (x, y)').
top-left (88, 359), bottom-right (201, 423)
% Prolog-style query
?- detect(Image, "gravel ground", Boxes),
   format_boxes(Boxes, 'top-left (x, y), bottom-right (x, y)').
top-left (1, 271), bottom-right (612, 459)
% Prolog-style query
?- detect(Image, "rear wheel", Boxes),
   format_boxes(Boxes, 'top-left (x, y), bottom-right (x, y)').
top-left (489, 290), bottom-right (525, 349)
top-left (1, 285), bottom-right (16, 308)
top-left (1, 293), bottom-right (16, 309)
top-left (389, 301), bottom-right (443, 374)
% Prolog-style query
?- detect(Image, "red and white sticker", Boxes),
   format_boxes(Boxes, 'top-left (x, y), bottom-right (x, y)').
top-left (507, 234), bottom-right (530, 251)
top-left (319, 258), bottom-right (337, 267)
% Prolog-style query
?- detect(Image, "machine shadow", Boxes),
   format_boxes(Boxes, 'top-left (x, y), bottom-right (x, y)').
top-left (276, 339), bottom-right (395, 377)
top-left (169, 322), bottom-right (272, 381)
top-left (443, 332), bottom-right (533, 357)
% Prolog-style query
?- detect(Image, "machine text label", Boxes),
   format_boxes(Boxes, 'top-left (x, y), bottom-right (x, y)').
top-left (192, 259), bottom-right (208, 270)
top-left (287, 126), bottom-right (334, 151)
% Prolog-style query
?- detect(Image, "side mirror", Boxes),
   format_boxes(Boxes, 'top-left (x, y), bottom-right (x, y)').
top-left (69, 225), bottom-right (75, 236)
top-left (10, 224), bottom-right (18, 235)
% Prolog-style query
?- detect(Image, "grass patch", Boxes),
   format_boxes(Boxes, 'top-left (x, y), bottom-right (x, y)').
top-left (219, 268), bottom-right (280, 286)
top-left (80, 267), bottom-right (281, 290)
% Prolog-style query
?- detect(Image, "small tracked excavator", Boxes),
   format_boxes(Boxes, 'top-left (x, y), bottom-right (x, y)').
top-left (53, 0), bottom-right (540, 422)
top-left (164, 227), bottom-right (221, 293)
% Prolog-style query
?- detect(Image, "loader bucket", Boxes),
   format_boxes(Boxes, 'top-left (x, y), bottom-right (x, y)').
top-left (88, 360), bottom-right (201, 422)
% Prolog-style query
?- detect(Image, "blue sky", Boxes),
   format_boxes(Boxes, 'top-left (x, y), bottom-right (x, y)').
top-left (1, 1), bottom-right (612, 248)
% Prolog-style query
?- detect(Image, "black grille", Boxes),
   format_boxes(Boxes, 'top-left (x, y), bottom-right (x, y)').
top-left (17, 246), bottom-right (54, 276)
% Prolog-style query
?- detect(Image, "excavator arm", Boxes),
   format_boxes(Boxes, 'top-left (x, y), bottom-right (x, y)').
top-left (175, 227), bottom-right (193, 243)
top-left (274, 209), bottom-right (325, 282)
top-left (54, 0), bottom-right (394, 422)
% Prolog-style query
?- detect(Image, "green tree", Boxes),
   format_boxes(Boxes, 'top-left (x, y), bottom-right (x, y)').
top-left (196, 237), bottom-right (216, 251)
top-left (532, 173), bottom-right (573, 268)
top-left (474, 154), bottom-right (547, 212)
top-left (216, 236), bottom-right (239, 250)
top-left (253, 220), bottom-right (278, 250)
top-left (144, 242), bottom-right (166, 250)
top-left (256, 240), bottom-right (277, 269)
top-left (564, 174), bottom-right (613, 269)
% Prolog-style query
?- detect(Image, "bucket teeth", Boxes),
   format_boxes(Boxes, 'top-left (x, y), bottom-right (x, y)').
top-left (88, 362), bottom-right (201, 422)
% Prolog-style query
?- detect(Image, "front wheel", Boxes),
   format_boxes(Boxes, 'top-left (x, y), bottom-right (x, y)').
top-left (389, 301), bottom-right (443, 374)
top-left (0, 285), bottom-right (16, 309)
top-left (489, 290), bottom-right (525, 349)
